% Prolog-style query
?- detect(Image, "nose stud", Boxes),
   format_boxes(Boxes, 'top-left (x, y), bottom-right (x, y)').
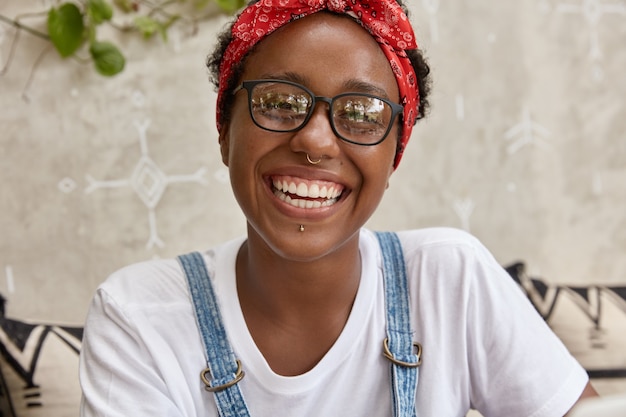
top-left (306, 154), bottom-right (322, 165)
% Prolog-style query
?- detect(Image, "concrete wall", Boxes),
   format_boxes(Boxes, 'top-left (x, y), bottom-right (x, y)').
top-left (0, 0), bottom-right (624, 415)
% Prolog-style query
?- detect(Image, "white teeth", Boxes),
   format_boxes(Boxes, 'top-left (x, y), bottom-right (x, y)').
top-left (309, 183), bottom-right (320, 198)
top-left (272, 177), bottom-right (342, 208)
top-left (296, 183), bottom-right (308, 197)
top-left (274, 188), bottom-right (339, 209)
top-left (305, 200), bottom-right (323, 209)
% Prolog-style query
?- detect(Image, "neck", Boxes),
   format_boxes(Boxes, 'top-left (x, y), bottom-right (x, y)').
top-left (236, 230), bottom-right (362, 320)
top-left (235, 228), bottom-right (363, 375)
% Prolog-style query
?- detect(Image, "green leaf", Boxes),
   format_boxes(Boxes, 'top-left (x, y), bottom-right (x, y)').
top-left (133, 15), bottom-right (161, 39)
top-left (86, 21), bottom-right (97, 43)
top-left (87, 0), bottom-right (113, 24)
top-left (215, 0), bottom-right (245, 14)
top-left (89, 41), bottom-right (125, 76)
top-left (160, 15), bottom-right (181, 41)
top-left (47, 3), bottom-right (85, 58)
top-left (133, 15), bottom-right (176, 41)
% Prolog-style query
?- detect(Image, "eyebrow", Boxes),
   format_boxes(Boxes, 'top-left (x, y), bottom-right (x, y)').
top-left (256, 72), bottom-right (392, 99)
top-left (342, 79), bottom-right (391, 99)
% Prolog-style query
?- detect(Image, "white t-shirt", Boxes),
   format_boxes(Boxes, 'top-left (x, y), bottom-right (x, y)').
top-left (79, 228), bottom-right (588, 417)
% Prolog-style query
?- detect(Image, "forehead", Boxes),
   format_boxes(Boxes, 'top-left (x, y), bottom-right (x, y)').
top-left (240, 13), bottom-right (399, 99)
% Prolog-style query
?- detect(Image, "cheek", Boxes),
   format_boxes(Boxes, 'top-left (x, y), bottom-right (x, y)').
top-left (377, 136), bottom-right (397, 186)
top-left (377, 129), bottom-right (400, 172)
top-left (356, 137), bottom-right (396, 189)
top-left (224, 105), bottom-right (256, 164)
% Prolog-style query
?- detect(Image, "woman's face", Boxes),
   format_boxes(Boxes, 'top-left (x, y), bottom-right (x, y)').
top-left (219, 12), bottom-right (401, 262)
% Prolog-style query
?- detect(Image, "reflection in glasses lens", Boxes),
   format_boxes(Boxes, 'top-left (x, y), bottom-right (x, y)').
top-left (236, 79), bottom-right (403, 146)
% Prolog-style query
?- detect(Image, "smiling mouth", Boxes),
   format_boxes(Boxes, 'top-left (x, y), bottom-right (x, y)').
top-left (271, 175), bottom-right (345, 209)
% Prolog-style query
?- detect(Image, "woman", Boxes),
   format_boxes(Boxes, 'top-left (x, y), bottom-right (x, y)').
top-left (79, 0), bottom-right (597, 415)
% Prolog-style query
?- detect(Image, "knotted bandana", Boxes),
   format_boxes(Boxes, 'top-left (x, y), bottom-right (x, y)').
top-left (217, 0), bottom-right (420, 168)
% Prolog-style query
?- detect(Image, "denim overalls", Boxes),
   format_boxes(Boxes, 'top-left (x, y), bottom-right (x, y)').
top-left (178, 231), bottom-right (421, 417)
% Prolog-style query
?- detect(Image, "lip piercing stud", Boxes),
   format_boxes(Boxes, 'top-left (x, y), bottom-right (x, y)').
top-left (299, 225), bottom-right (305, 232)
top-left (306, 154), bottom-right (322, 165)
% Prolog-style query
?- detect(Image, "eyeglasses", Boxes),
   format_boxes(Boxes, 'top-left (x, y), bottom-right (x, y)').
top-left (233, 79), bottom-right (404, 146)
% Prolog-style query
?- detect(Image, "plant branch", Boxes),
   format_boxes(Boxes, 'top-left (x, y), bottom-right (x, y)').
top-left (2, 0), bottom-right (229, 79)
top-left (0, 23), bottom-right (20, 75)
top-left (22, 44), bottom-right (54, 103)
top-left (0, 14), bottom-right (50, 41)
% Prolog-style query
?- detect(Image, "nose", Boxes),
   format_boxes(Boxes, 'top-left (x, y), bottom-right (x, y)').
top-left (289, 99), bottom-right (341, 160)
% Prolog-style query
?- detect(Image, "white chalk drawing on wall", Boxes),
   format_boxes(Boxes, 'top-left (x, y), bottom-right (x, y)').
top-left (453, 198), bottom-right (475, 232)
top-left (214, 167), bottom-right (230, 184)
top-left (503, 108), bottom-right (552, 154)
top-left (82, 118), bottom-right (209, 249)
top-left (421, 0), bottom-right (440, 43)
top-left (57, 177), bottom-right (77, 194)
top-left (507, 182), bottom-right (518, 193)
top-left (131, 89), bottom-right (146, 108)
top-left (592, 172), bottom-right (604, 195)
top-left (4, 267), bottom-right (15, 295)
top-left (540, 0), bottom-right (626, 81)
top-left (455, 94), bottom-right (465, 121)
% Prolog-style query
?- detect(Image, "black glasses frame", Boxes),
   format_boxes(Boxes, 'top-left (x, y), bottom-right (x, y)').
top-left (233, 79), bottom-right (404, 146)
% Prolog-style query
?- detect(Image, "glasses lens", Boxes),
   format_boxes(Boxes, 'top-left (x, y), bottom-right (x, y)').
top-left (249, 82), bottom-right (312, 131)
top-left (332, 95), bottom-right (393, 144)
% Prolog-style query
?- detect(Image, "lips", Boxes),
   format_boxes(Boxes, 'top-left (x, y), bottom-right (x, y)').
top-left (271, 175), bottom-right (344, 209)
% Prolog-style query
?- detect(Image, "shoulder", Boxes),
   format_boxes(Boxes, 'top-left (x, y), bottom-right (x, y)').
top-left (95, 237), bottom-right (245, 314)
top-left (363, 227), bottom-right (493, 269)
top-left (364, 226), bottom-right (479, 248)
top-left (394, 227), bottom-right (492, 266)
top-left (97, 257), bottom-right (189, 313)
top-left (382, 227), bottom-right (510, 294)
top-left (396, 227), bottom-right (481, 249)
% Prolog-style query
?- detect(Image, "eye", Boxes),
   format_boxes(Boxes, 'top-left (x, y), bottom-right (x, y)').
top-left (255, 92), bottom-right (308, 113)
top-left (333, 96), bottom-right (389, 134)
top-left (252, 92), bottom-right (310, 125)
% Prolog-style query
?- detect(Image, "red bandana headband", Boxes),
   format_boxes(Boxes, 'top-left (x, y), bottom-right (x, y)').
top-left (217, 0), bottom-right (420, 168)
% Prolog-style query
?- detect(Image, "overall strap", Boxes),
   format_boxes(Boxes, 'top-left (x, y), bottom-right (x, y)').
top-left (178, 252), bottom-right (251, 417)
top-left (375, 231), bottom-right (421, 417)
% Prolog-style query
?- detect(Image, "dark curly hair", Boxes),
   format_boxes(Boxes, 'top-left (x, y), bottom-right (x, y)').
top-left (207, 0), bottom-right (432, 133)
